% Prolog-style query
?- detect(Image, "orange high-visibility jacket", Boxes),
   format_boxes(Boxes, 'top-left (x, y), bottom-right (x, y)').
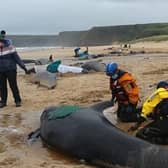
top-left (110, 72), bottom-right (139, 105)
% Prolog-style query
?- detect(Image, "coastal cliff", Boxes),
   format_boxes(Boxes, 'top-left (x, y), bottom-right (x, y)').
top-left (8, 23), bottom-right (168, 47)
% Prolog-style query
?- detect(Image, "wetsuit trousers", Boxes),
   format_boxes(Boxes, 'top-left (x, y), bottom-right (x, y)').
top-left (0, 70), bottom-right (21, 104)
top-left (117, 103), bottom-right (140, 122)
top-left (136, 118), bottom-right (168, 144)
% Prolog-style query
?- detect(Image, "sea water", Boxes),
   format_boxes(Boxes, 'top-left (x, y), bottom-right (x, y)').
top-left (16, 46), bottom-right (63, 53)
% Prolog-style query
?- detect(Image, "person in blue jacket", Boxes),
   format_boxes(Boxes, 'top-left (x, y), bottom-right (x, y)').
top-left (0, 30), bottom-right (28, 108)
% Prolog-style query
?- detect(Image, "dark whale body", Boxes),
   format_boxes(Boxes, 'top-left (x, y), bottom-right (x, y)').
top-left (40, 101), bottom-right (168, 168)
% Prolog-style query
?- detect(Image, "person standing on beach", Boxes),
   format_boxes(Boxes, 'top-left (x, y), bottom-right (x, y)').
top-left (105, 62), bottom-right (140, 122)
top-left (0, 30), bottom-right (28, 108)
top-left (49, 54), bottom-right (54, 63)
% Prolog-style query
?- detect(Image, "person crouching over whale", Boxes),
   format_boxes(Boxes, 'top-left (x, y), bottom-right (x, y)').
top-left (133, 80), bottom-right (168, 144)
top-left (105, 62), bottom-right (140, 122)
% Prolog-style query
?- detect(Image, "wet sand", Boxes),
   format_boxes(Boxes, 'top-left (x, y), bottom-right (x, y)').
top-left (0, 41), bottom-right (168, 168)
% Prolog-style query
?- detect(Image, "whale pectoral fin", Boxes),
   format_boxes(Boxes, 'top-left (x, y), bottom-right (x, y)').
top-left (103, 105), bottom-right (118, 125)
top-left (27, 128), bottom-right (40, 145)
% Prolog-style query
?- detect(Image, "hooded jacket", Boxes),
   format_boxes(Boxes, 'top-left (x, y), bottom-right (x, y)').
top-left (141, 87), bottom-right (168, 118)
top-left (110, 70), bottom-right (139, 105)
top-left (0, 41), bottom-right (26, 72)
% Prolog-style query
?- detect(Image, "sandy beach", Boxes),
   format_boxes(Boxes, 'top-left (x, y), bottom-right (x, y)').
top-left (0, 41), bottom-right (168, 168)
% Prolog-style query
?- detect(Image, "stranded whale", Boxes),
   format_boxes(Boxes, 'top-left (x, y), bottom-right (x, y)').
top-left (30, 101), bottom-right (168, 168)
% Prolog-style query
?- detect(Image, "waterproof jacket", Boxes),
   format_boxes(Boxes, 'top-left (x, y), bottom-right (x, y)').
top-left (0, 42), bottom-right (26, 72)
top-left (141, 88), bottom-right (168, 118)
top-left (110, 70), bottom-right (139, 105)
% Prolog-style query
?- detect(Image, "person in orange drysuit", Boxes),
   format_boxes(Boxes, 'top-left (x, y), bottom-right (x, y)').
top-left (106, 62), bottom-right (140, 122)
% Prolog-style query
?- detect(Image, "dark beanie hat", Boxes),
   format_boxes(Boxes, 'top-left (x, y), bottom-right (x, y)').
top-left (1, 30), bottom-right (6, 35)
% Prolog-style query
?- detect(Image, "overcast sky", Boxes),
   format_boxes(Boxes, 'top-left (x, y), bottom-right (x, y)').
top-left (1, 0), bottom-right (168, 35)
